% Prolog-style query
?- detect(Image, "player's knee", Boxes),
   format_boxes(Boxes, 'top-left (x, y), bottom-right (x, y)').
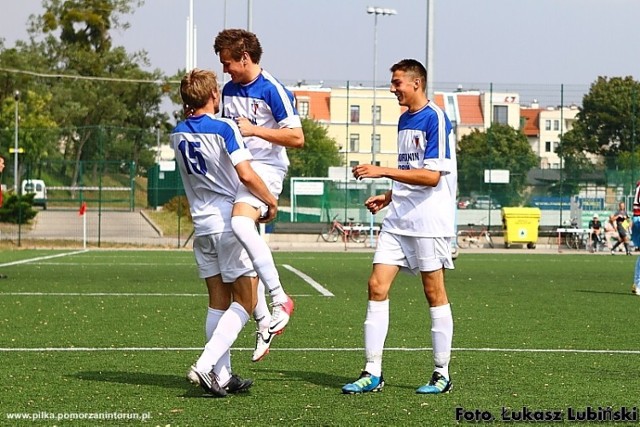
top-left (367, 278), bottom-right (389, 301)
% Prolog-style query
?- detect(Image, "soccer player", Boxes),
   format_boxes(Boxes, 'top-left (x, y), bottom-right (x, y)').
top-left (343, 59), bottom-right (457, 395)
top-left (0, 154), bottom-right (5, 279)
top-left (632, 180), bottom-right (640, 251)
top-left (611, 201), bottom-right (631, 255)
top-left (214, 29), bottom-right (304, 361)
top-left (633, 256), bottom-right (640, 296)
top-left (0, 154), bottom-right (4, 207)
top-left (172, 68), bottom-right (277, 397)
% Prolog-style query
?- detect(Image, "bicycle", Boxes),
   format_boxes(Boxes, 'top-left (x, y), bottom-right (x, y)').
top-left (456, 223), bottom-right (494, 249)
top-left (559, 219), bottom-right (588, 250)
top-left (320, 215), bottom-right (366, 244)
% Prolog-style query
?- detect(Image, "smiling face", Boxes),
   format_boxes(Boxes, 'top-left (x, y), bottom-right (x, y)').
top-left (390, 69), bottom-right (424, 111)
top-left (218, 49), bottom-right (253, 84)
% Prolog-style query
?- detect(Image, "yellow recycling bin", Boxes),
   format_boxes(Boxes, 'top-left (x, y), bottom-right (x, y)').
top-left (501, 207), bottom-right (541, 249)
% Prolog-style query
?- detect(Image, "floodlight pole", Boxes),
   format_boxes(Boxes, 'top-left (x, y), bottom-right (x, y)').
top-left (155, 121), bottom-right (162, 163)
top-left (367, 6), bottom-right (396, 247)
top-left (13, 90), bottom-right (19, 193)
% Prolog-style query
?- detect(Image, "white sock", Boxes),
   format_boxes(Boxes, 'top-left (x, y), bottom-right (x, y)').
top-left (205, 308), bottom-right (231, 384)
top-left (195, 302), bottom-right (249, 373)
top-left (363, 299), bottom-right (389, 377)
top-left (205, 308), bottom-right (230, 382)
top-left (231, 216), bottom-right (287, 304)
top-left (253, 280), bottom-right (271, 331)
top-left (213, 357), bottom-right (232, 386)
top-left (205, 308), bottom-right (225, 342)
top-left (430, 303), bottom-right (453, 379)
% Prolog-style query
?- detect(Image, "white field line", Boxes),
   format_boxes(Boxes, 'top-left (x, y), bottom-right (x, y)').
top-left (0, 250), bottom-right (89, 268)
top-left (0, 292), bottom-right (314, 297)
top-left (1, 346), bottom-right (640, 354)
top-left (282, 264), bottom-right (334, 297)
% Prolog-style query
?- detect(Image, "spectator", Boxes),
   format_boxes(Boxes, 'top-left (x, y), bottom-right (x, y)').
top-left (604, 215), bottom-right (619, 250)
top-left (588, 214), bottom-right (603, 253)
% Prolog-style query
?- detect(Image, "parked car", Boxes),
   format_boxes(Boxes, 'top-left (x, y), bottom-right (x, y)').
top-left (457, 197), bottom-right (473, 209)
top-left (473, 195), bottom-right (500, 210)
top-left (21, 179), bottom-right (47, 209)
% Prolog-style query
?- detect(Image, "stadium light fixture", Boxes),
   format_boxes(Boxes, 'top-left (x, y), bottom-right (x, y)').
top-left (366, 6), bottom-right (397, 167)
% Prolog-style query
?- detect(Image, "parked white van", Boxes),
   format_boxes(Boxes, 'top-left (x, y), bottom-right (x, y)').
top-left (21, 179), bottom-right (47, 209)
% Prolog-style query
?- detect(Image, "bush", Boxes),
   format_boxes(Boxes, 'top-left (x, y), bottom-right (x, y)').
top-left (0, 193), bottom-right (38, 224)
top-left (163, 196), bottom-right (191, 219)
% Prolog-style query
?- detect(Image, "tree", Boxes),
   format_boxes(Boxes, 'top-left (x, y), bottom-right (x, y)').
top-left (287, 118), bottom-right (342, 178)
top-left (20, 0), bottom-right (167, 178)
top-left (560, 76), bottom-right (640, 167)
top-left (282, 118), bottom-right (342, 198)
top-left (457, 124), bottom-right (538, 206)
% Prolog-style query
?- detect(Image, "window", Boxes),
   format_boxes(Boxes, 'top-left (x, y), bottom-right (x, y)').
top-left (545, 141), bottom-right (553, 152)
top-left (545, 120), bottom-right (551, 131)
top-left (371, 134), bottom-right (381, 154)
top-left (493, 105), bottom-right (508, 125)
top-left (298, 100), bottom-right (309, 118)
top-left (371, 105), bottom-right (381, 124)
top-left (553, 120), bottom-right (559, 131)
top-left (349, 160), bottom-right (359, 168)
top-left (350, 105), bottom-right (360, 123)
top-left (349, 134), bottom-right (360, 152)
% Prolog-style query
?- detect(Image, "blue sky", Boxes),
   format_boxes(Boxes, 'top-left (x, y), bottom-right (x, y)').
top-left (2, 0), bottom-right (639, 90)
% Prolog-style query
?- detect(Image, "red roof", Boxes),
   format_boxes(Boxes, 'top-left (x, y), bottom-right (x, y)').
top-left (457, 94), bottom-right (483, 125)
top-left (290, 89), bottom-right (330, 121)
top-left (520, 108), bottom-right (541, 137)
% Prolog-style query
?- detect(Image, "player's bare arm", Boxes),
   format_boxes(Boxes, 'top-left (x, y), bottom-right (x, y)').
top-left (352, 164), bottom-right (441, 187)
top-left (364, 191), bottom-right (392, 214)
top-left (235, 117), bottom-right (304, 149)
top-left (234, 161), bottom-right (278, 222)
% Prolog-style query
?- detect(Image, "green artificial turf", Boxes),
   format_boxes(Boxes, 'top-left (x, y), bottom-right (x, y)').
top-left (0, 250), bottom-right (638, 426)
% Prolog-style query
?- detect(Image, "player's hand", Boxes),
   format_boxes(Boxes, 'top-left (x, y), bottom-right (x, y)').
top-left (364, 194), bottom-right (387, 214)
top-left (352, 164), bottom-right (383, 180)
top-left (235, 117), bottom-right (256, 137)
top-left (259, 203), bottom-right (277, 223)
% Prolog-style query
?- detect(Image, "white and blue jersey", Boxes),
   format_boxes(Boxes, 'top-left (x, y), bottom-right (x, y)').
top-left (221, 69), bottom-right (302, 174)
top-left (382, 102), bottom-right (457, 237)
top-left (171, 113), bottom-right (252, 236)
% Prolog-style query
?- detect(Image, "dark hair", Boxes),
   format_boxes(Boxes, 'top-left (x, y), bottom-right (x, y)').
top-left (180, 69), bottom-right (219, 110)
top-left (213, 28), bottom-right (263, 63)
top-left (390, 59), bottom-right (427, 91)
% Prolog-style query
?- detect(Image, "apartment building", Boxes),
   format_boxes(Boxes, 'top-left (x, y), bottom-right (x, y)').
top-left (289, 84), bottom-right (581, 170)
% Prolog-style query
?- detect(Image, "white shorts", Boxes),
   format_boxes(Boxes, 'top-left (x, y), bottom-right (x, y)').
top-left (373, 231), bottom-right (454, 275)
top-left (235, 163), bottom-right (284, 218)
top-left (193, 232), bottom-right (256, 283)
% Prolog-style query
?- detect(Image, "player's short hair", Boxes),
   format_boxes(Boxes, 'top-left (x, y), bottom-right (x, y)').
top-left (390, 59), bottom-right (427, 91)
top-left (213, 28), bottom-right (263, 64)
top-left (180, 69), bottom-right (219, 110)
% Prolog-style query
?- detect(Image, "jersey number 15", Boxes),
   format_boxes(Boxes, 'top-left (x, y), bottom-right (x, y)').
top-left (177, 140), bottom-right (207, 175)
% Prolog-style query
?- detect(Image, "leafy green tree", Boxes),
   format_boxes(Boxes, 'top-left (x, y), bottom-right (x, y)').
top-left (19, 0), bottom-right (167, 178)
top-left (458, 124), bottom-right (538, 206)
top-left (282, 118), bottom-right (342, 199)
top-left (288, 118), bottom-right (342, 177)
top-left (560, 76), bottom-right (640, 166)
top-left (552, 130), bottom-right (597, 196)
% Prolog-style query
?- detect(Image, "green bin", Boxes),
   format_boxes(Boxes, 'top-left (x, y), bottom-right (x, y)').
top-left (501, 207), bottom-right (541, 249)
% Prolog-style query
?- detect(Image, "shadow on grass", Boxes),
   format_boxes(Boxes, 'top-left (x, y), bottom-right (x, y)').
top-left (575, 289), bottom-right (634, 296)
top-left (70, 370), bottom-right (255, 398)
top-left (69, 371), bottom-right (204, 397)
top-left (251, 367), bottom-right (416, 392)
